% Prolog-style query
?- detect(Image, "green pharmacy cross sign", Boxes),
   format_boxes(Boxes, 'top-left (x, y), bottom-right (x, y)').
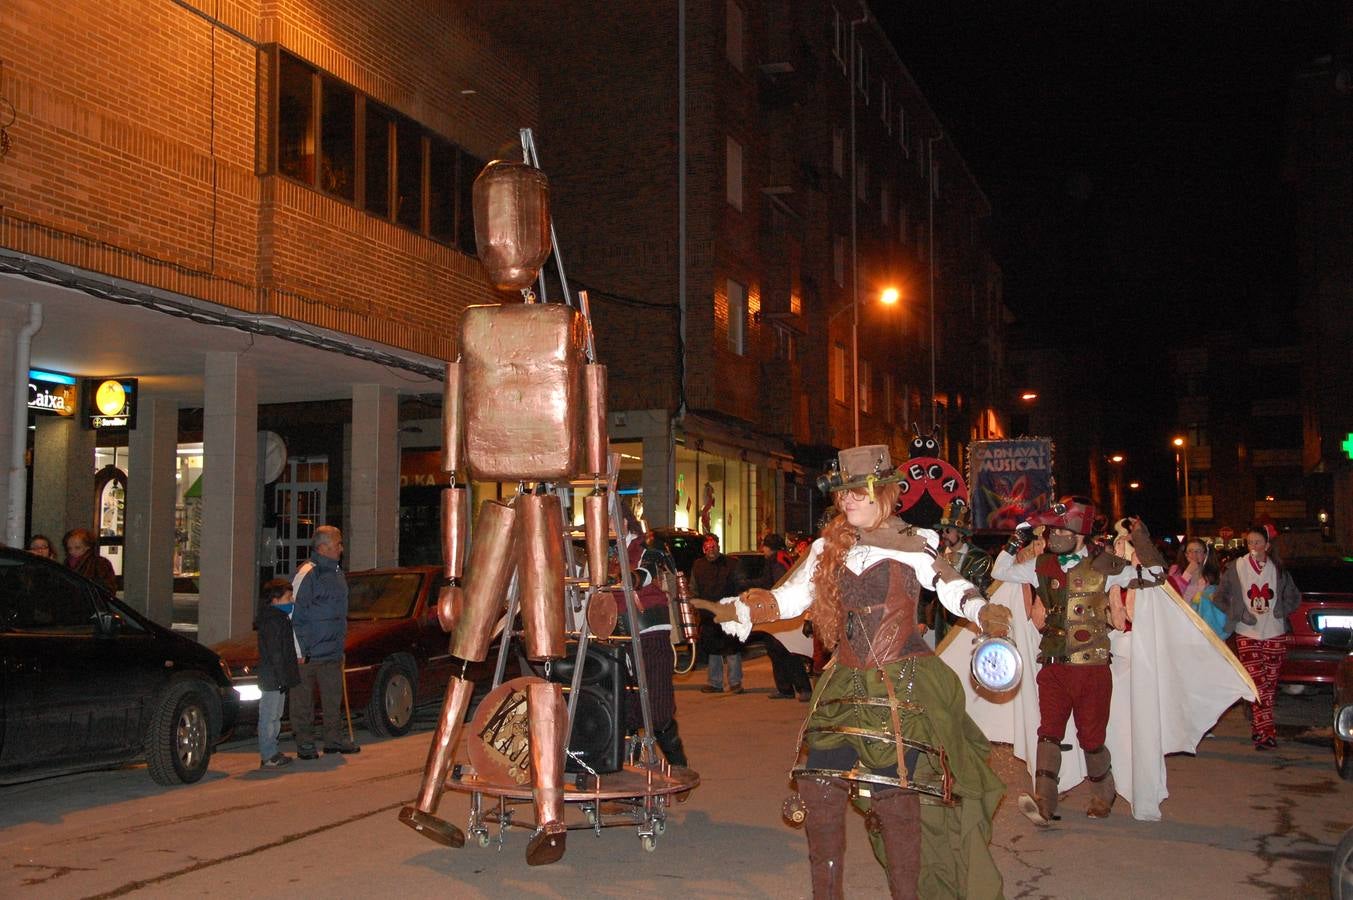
top-left (1343, 433), bottom-right (1353, 460)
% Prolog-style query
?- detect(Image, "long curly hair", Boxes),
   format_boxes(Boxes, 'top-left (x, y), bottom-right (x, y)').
top-left (810, 482), bottom-right (901, 649)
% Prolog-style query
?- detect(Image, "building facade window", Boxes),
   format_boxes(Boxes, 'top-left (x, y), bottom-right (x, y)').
top-left (272, 49), bottom-right (480, 254)
top-left (855, 47), bottom-right (869, 101)
top-left (831, 343), bottom-right (848, 404)
top-left (727, 278), bottom-right (746, 354)
top-left (856, 157), bottom-right (868, 202)
top-left (832, 7), bottom-right (845, 70)
top-left (898, 103), bottom-right (909, 151)
top-left (726, 136), bottom-right (744, 210)
top-left (880, 81), bottom-right (890, 128)
top-left (884, 373), bottom-right (895, 424)
top-left (726, 1), bottom-right (745, 71)
top-left (859, 360), bottom-right (872, 413)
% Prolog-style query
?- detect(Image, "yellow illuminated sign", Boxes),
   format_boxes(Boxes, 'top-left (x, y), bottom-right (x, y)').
top-left (95, 380), bottom-right (127, 417)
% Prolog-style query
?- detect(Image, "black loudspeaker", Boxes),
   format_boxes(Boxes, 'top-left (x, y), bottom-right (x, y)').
top-left (536, 641), bottom-right (628, 775)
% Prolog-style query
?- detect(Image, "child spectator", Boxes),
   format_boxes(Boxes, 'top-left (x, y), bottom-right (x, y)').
top-left (256, 578), bottom-right (301, 769)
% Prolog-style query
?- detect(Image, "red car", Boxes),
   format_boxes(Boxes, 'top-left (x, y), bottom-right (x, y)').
top-left (213, 566), bottom-right (496, 738)
top-left (1278, 559), bottom-right (1353, 689)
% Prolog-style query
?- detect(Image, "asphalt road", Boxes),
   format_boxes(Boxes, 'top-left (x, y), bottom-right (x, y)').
top-left (0, 659), bottom-right (1348, 899)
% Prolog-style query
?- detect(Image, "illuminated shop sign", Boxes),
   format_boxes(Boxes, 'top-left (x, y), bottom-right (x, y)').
top-left (83, 377), bottom-right (138, 429)
top-left (28, 369), bottom-right (78, 417)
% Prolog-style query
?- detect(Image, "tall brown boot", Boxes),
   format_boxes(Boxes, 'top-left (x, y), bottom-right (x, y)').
top-left (798, 776), bottom-right (850, 899)
top-left (1018, 737), bottom-right (1062, 827)
top-left (1084, 745), bottom-right (1116, 819)
top-left (870, 789), bottom-right (922, 900)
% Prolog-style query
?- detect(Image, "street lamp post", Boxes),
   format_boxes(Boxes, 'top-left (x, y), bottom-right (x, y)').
top-left (849, 4), bottom-right (869, 445)
top-left (1173, 437), bottom-right (1191, 538)
top-left (1108, 453), bottom-right (1125, 521)
top-left (834, 286), bottom-right (899, 447)
top-left (927, 132), bottom-right (944, 429)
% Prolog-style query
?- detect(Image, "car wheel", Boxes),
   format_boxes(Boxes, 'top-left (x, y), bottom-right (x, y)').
top-left (1332, 825), bottom-right (1353, 900)
top-left (145, 681), bottom-right (214, 785)
top-left (366, 656), bottom-right (416, 737)
top-left (1336, 732), bottom-right (1353, 782)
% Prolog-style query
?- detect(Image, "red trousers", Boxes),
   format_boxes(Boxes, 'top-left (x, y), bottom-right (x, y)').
top-left (1036, 662), bottom-right (1113, 750)
top-left (1235, 635), bottom-right (1288, 742)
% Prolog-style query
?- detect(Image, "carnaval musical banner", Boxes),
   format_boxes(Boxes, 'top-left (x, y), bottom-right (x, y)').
top-left (968, 439), bottom-right (1055, 530)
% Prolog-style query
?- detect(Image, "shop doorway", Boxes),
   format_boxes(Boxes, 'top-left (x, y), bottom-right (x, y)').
top-left (273, 455), bottom-right (328, 577)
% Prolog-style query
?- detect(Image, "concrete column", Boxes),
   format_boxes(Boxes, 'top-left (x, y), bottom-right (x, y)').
top-left (32, 416), bottom-right (98, 546)
top-left (348, 383), bottom-right (399, 570)
top-left (198, 353), bottom-right (258, 646)
top-left (123, 397), bottom-right (178, 624)
top-left (1, 302), bottom-right (42, 547)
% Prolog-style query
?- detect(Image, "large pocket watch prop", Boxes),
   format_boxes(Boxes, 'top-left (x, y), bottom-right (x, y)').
top-left (970, 631), bottom-right (1022, 694)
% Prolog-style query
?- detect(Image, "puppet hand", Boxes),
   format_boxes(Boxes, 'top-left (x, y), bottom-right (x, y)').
top-left (978, 603), bottom-right (1012, 638)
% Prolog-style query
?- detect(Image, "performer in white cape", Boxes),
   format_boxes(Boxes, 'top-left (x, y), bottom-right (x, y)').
top-left (939, 500), bottom-right (1256, 823)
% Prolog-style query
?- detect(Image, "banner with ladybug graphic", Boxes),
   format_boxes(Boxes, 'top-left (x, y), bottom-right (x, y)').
top-left (894, 426), bottom-right (969, 529)
top-left (967, 438), bottom-right (1056, 531)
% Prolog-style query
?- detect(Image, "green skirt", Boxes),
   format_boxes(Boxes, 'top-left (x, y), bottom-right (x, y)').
top-left (803, 655), bottom-right (1005, 900)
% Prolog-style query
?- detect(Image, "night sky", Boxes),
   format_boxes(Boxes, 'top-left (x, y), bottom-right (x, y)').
top-left (874, 0), bottom-right (1340, 516)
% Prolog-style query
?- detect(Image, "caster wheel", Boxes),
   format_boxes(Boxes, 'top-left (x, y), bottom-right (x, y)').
top-left (641, 834), bottom-right (657, 852)
top-left (476, 831), bottom-right (492, 848)
top-left (654, 818), bottom-right (667, 835)
top-left (584, 808), bottom-right (597, 825)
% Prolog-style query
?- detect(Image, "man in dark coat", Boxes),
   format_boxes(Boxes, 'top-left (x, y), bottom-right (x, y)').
top-left (290, 526), bottom-right (358, 757)
top-left (689, 535), bottom-right (742, 692)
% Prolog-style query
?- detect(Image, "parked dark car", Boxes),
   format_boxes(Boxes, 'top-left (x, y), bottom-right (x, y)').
top-left (0, 548), bottom-right (238, 785)
top-left (1328, 628), bottom-right (1353, 781)
top-left (644, 528), bottom-right (707, 577)
top-left (213, 565), bottom-right (502, 738)
top-left (1277, 559), bottom-right (1353, 689)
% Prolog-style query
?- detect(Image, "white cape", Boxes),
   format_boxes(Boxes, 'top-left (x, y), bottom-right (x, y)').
top-left (939, 579), bottom-right (1257, 821)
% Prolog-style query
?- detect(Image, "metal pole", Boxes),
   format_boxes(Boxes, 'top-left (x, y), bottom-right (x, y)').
top-left (849, 12), bottom-right (863, 447)
top-left (1183, 448), bottom-right (1192, 539)
top-left (928, 133), bottom-right (943, 430)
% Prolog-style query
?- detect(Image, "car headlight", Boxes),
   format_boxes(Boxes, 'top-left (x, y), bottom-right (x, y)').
top-left (234, 683), bottom-right (263, 703)
top-left (1337, 705), bottom-right (1353, 743)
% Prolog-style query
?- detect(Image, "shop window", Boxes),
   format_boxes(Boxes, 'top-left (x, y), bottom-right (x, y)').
top-left (277, 54), bottom-right (315, 183)
top-left (320, 77), bottom-right (356, 200)
top-left (364, 102), bottom-right (393, 218)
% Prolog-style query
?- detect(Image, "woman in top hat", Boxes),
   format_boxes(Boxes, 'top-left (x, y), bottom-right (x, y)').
top-left (696, 445), bottom-right (1009, 900)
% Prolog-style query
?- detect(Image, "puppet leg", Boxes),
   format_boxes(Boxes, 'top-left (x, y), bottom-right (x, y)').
top-left (525, 682), bottom-right (568, 865)
top-left (398, 677), bottom-right (475, 846)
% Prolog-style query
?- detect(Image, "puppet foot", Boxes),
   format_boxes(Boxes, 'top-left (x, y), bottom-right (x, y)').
top-left (1018, 792), bottom-right (1059, 827)
top-left (525, 823), bottom-right (567, 866)
top-left (398, 806), bottom-right (466, 847)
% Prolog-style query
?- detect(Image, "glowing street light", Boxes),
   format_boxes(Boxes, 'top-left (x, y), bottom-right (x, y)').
top-left (880, 286), bottom-right (900, 306)
top-left (1020, 391), bottom-right (1038, 402)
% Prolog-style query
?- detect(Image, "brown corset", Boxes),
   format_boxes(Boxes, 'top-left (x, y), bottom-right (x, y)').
top-left (836, 559), bottom-right (931, 669)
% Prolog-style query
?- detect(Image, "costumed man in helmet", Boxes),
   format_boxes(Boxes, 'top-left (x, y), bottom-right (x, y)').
top-left (928, 502), bottom-right (993, 645)
top-left (991, 496), bottom-right (1166, 825)
top-left (695, 446), bottom-right (1009, 899)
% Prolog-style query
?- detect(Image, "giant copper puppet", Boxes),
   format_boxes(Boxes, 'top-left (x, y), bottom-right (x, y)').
top-left (397, 159), bottom-right (615, 866)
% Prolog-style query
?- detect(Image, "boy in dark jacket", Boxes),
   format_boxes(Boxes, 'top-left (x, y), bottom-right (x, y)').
top-left (257, 578), bottom-right (301, 768)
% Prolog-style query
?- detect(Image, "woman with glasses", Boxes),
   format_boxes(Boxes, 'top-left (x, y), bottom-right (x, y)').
top-left (1168, 539), bottom-right (1227, 639)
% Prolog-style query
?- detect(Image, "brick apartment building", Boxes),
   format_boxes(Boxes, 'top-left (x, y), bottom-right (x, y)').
top-left (0, 0), bottom-right (534, 643)
top-left (484, 1), bottom-right (1007, 547)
